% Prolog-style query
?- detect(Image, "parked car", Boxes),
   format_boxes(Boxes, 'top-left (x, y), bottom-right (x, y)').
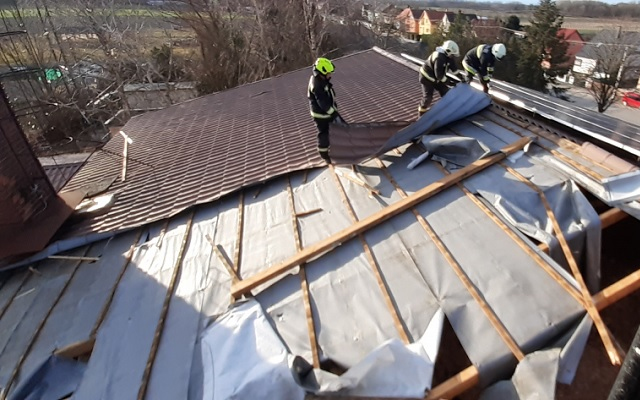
top-left (622, 92), bottom-right (640, 108)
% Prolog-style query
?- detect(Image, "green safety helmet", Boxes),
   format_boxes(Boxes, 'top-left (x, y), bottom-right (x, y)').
top-left (314, 57), bottom-right (335, 75)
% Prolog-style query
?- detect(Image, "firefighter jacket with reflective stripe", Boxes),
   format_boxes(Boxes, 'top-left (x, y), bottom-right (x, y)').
top-left (308, 72), bottom-right (337, 119)
top-left (420, 49), bottom-right (456, 83)
top-left (463, 44), bottom-right (496, 81)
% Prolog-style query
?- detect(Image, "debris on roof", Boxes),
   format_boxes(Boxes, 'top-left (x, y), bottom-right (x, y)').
top-left (1, 47), bottom-right (640, 400)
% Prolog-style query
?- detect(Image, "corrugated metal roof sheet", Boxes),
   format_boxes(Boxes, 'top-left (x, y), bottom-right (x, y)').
top-left (63, 50), bottom-right (424, 237)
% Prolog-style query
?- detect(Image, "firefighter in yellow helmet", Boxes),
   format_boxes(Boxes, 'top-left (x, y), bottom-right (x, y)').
top-left (307, 57), bottom-right (346, 164)
top-left (462, 43), bottom-right (507, 93)
top-left (417, 40), bottom-right (463, 118)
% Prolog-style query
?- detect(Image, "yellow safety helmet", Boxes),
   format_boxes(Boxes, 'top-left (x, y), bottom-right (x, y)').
top-left (314, 57), bottom-right (335, 75)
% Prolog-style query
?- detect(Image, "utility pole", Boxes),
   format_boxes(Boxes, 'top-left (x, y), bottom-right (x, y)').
top-left (614, 45), bottom-right (628, 91)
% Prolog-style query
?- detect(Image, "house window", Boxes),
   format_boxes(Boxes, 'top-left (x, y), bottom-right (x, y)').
top-left (574, 59), bottom-right (582, 67)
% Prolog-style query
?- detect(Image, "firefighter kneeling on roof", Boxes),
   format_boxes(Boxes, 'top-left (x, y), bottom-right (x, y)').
top-left (462, 43), bottom-right (507, 94)
top-left (308, 57), bottom-right (347, 165)
top-left (417, 40), bottom-right (465, 119)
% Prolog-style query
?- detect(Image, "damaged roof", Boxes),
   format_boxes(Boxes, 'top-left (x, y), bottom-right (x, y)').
top-left (61, 50), bottom-right (420, 237)
top-left (1, 48), bottom-right (640, 399)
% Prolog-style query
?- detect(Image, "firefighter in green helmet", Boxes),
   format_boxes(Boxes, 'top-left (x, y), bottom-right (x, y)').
top-left (307, 57), bottom-right (346, 164)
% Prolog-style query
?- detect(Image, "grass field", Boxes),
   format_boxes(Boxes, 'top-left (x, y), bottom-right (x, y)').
top-left (444, 7), bottom-right (640, 32)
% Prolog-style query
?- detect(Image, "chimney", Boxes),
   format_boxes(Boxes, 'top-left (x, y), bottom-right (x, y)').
top-left (0, 85), bottom-right (55, 225)
top-left (0, 84), bottom-right (83, 262)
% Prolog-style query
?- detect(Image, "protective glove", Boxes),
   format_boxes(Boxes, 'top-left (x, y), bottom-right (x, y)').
top-left (482, 83), bottom-right (489, 94)
top-left (456, 72), bottom-right (466, 83)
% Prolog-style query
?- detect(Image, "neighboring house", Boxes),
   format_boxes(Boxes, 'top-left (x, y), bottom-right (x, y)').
top-left (396, 8), bottom-right (473, 39)
top-left (558, 29), bottom-right (586, 69)
top-left (470, 18), bottom-right (501, 41)
top-left (396, 7), bottom-right (423, 40)
top-left (419, 10), bottom-right (450, 35)
top-left (361, 3), bottom-right (398, 25)
top-left (573, 29), bottom-right (640, 88)
top-left (550, 29), bottom-right (585, 83)
top-left (440, 10), bottom-right (477, 33)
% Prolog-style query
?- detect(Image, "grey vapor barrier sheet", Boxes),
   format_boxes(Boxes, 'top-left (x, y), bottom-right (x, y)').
top-left (0, 112), bottom-right (599, 399)
top-left (432, 116), bottom-right (602, 291)
top-left (329, 83), bottom-right (491, 165)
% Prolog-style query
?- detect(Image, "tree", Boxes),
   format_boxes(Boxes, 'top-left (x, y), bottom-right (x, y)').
top-left (493, 36), bottom-right (522, 83)
top-left (504, 15), bottom-right (521, 31)
top-left (501, 15), bottom-right (521, 42)
top-left (515, 0), bottom-right (568, 94)
top-left (585, 30), bottom-right (637, 112)
top-left (446, 12), bottom-right (478, 53)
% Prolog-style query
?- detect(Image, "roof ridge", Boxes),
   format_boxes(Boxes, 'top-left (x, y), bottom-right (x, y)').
top-left (371, 46), bottom-right (420, 72)
top-left (125, 49), bottom-right (376, 121)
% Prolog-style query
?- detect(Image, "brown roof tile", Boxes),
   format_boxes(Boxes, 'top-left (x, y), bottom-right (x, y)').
top-left (63, 49), bottom-right (424, 237)
top-left (42, 163), bottom-right (84, 192)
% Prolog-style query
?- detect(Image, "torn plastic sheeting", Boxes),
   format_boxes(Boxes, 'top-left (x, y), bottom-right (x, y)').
top-left (391, 150), bottom-right (585, 386)
top-left (297, 309), bottom-right (444, 397)
top-left (8, 355), bottom-right (86, 400)
top-left (479, 349), bottom-right (561, 400)
top-left (329, 83), bottom-right (491, 165)
top-left (198, 299), bottom-right (444, 399)
top-left (420, 135), bottom-right (491, 167)
top-left (198, 299), bottom-right (305, 400)
top-left (558, 315), bottom-right (593, 384)
top-left (465, 158), bottom-right (602, 292)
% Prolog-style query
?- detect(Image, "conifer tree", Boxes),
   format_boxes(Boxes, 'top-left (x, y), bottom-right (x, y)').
top-left (516, 0), bottom-right (568, 94)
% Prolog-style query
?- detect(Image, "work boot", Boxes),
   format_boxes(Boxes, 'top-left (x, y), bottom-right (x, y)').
top-left (417, 107), bottom-right (428, 120)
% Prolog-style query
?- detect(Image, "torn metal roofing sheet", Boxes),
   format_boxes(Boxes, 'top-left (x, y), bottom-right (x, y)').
top-left (329, 84), bottom-right (492, 165)
top-left (61, 49), bottom-right (426, 238)
top-left (401, 51), bottom-right (640, 158)
top-left (483, 105), bottom-right (640, 219)
top-left (0, 107), bottom-right (606, 398)
top-left (489, 79), bottom-right (640, 158)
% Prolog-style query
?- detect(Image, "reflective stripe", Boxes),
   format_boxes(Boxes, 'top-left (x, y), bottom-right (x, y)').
top-left (487, 67), bottom-right (494, 73)
top-left (462, 60), bottom-right (477, 75)
top-left (318, 147), bottom-right (329, 152)
top-left (476, 44), bottom-right (486, 58)
top-left (418, 106), bottom-right (427, 112)
top-left (310, 106), bottom-right (335, 119)
top-left (420, 66), bottom-right (436, 82)
top-left (310, 111), bottom-right (332, 119)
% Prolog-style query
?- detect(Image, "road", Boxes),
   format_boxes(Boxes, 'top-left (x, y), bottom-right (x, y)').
top-left (562, 86), bottom-right (640, 127)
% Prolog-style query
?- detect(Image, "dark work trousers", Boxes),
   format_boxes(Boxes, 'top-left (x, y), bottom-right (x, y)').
top-left (419, 75), bottom-right (449, 112)
top-left (314, 118), bottom-right (331, 162)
